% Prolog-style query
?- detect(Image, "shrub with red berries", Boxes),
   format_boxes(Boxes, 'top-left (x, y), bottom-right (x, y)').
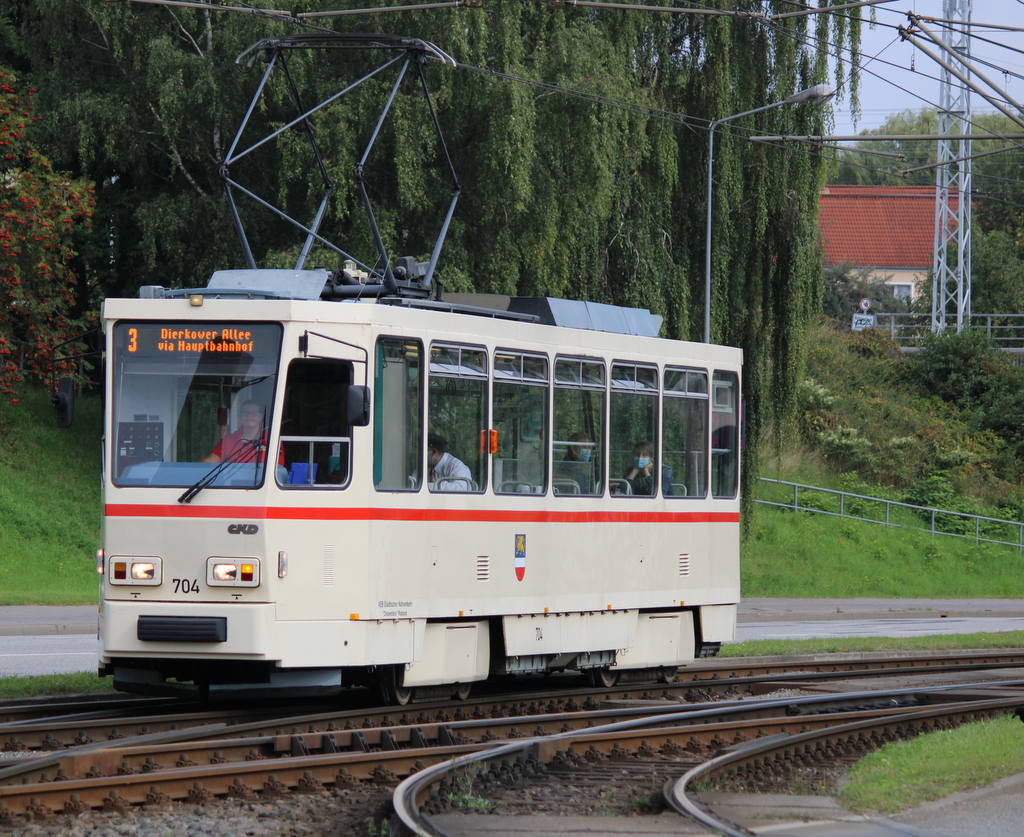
top-left (0, 67), bottom-right (94, 403)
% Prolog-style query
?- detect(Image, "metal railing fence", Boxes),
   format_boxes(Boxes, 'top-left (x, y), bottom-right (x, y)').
top-left (873, 313), bottom-right (1024, 350)
top-left (756, 478), bottom-right (1024, 551)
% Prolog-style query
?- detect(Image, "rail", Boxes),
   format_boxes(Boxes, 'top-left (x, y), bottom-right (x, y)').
top-left (756, 478), bottom-right (1024, 551)
top-left (873, 313), bottom-right (1024, 350)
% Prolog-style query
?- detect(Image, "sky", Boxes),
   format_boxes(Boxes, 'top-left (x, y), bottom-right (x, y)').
top-left (829, 0), bottom-right (1024, 136)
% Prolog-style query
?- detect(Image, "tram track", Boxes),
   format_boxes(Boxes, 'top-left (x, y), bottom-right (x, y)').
top-left (2, 653), bottom-right (1024, 832)
top-left (0, 687), bottom-right (939, 789)
top-left (396, 688), bottom-right (1024, 835)
top-left (6, 647), bottom-right (1024, 748)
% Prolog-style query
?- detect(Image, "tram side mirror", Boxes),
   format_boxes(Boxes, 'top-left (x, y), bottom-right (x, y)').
top-left (347, 385), bottom-right (370, 427)
top-left (52, 377), bottom-right (75, 428)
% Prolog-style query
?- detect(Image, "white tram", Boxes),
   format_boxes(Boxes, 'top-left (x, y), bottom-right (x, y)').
top-left (98, 268), bottom-right (741, 701)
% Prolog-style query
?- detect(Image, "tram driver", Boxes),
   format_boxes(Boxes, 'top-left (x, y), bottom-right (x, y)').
top-left (202, 400), bottom-right (271, 464)
top-left (428, 432), bottom-right (473, 491)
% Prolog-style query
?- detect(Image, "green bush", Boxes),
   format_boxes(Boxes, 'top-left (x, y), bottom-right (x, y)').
top-left (911, 328), bottom-right (1001, 403)
top-left (790, 323), bottom-right (1024, 518)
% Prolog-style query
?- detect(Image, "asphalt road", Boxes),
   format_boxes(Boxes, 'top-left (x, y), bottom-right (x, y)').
top-left (0, 633), bottom-right (98, 677)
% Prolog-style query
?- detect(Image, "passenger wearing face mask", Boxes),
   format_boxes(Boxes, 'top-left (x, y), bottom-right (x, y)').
top-left (623, 440), bottom-right (673, 496)
top-left (561, 432), bottom-right (594, 494)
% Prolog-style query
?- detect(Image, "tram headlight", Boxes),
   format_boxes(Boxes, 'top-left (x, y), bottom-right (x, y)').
top-left (212, 563), bottom-right (237, 582)
top-left (108, 556), bottom-right (162, 586)
top-left (131, 562), bottom-right (156, 580)
top-left (207, 557), bottom-right (261, 588)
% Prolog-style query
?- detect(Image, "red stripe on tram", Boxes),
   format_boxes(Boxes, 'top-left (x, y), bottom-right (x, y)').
top-left (105, 504), bottom-right (739, 524)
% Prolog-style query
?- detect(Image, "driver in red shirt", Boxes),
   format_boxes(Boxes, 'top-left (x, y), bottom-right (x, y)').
top-left (202, 400), bottom-right (271, 464)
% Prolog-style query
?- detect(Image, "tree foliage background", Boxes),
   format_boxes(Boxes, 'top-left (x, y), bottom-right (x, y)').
top-left (0, 0), bottom-right (865, 491)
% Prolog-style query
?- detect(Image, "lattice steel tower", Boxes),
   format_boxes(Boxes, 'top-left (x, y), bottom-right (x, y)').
top-left (931, 0), bottom-right (972, 333)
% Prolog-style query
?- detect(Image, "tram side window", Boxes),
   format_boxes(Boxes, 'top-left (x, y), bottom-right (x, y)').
top-left (552, 358), bottom-right (604, 496)
top-left (711, 371), bottom-right (739, 498)
top-left (277, 358), bottom-right (354, 488)
top-left (609, 363), bottom-right (660, 496)
top-left (493, 351), bottom-right (549, 495)
top-left (428, 344), bottom-right (486, 492)
top-left (663, 369), bottom-right (708, 498)
top-left (374, 338), bottom-right (422, 491)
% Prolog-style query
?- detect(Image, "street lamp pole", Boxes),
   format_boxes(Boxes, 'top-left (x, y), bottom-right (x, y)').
top-left (703, 84), bottom-right (835, 344)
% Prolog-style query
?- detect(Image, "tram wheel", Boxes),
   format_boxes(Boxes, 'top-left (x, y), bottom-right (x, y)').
top-left (659, 666), bottom-right (679, 684)
top-left (380, 666), bottom-right (414, 706)
top-left (589, 667), bottom-right (619, 688)
top-left (453, 682), bottom-right (472, 701)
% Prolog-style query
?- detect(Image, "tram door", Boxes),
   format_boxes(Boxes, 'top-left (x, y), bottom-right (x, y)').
top-left (277, 358), bottom-right (356, 488)
top-left (373, 338), bottom-right (423, 491)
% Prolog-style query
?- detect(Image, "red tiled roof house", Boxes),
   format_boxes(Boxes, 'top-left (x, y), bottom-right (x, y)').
top-left (818, 185), bottom-right (947, 301)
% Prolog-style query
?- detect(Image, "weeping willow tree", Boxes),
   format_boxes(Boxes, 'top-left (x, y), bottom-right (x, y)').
top-left (4, 0), bottom-right (862, 499)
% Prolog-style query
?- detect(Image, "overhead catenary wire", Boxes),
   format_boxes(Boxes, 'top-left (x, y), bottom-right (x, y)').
top-left (110, 0), bottom-right (1024, 189)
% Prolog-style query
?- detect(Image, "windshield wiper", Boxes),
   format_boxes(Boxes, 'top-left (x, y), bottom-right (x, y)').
top-left (178, 439), bottom-right (263, 504)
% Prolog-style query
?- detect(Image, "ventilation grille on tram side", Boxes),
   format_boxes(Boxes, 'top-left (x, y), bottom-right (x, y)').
top-left (477, 555), bottom-right (490, 582)
top-left (324, 545), bottom-right (335, 587)
top-left (679, 554), bottom-right (690, 576)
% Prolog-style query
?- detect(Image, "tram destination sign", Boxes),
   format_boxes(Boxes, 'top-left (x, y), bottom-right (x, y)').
top-left (117, 322), bottom-right (278, 357)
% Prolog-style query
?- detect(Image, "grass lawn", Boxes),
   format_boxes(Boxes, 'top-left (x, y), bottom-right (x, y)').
top-left (743, 504), bottom-right (1024, 599)
top-left (0, 387), bottom-right (101, 604)
top-left (724, 631), bottom-right (1024, 657)
top-left (0, 673), bottom-right (113, 700)
top-left (841, 715), bottom-right (1024, 813)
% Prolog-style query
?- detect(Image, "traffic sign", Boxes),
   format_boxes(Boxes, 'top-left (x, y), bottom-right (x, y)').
top-left (852, 313), bottom-right (876, 332)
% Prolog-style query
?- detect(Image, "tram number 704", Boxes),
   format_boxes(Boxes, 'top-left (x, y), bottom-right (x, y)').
top-left (172, 578), bottom-right (201, 595)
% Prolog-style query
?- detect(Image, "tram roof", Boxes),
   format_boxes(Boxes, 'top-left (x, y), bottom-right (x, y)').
top-left (137, 269), bottom-right (665, 339)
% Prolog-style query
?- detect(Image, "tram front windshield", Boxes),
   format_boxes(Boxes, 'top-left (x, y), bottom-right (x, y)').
top-left (111, 322), bottom-right (283, 488)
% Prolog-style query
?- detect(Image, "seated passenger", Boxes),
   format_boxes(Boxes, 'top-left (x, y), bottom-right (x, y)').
top-left (428, 432), bottom-right (472, 491)
top-left (560, 432), bottom-right (594, 493)
top-left (622, 440), bottom-right (672, 496)
top-left (623, 440), bottom-right (654, 495)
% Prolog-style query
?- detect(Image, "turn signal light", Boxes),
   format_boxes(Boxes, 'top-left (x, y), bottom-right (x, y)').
top-left (207, 557), bottom-right (260, 588)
